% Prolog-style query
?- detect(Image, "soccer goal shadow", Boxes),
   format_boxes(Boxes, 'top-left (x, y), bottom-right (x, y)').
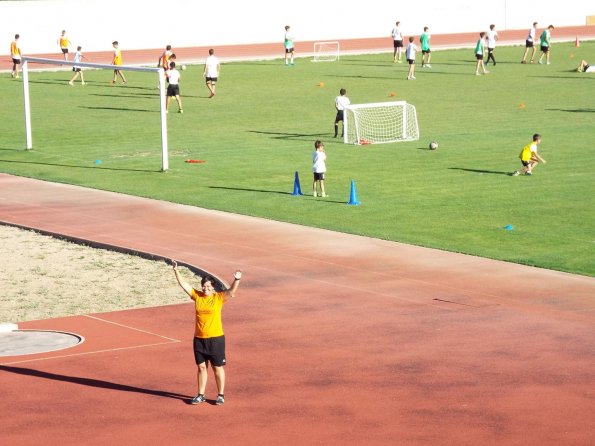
top-left (0, 158), bottom-right (161, 173)
top-left (248, 130), bottom-right (326, 141)
top-left (448, 167), bottom-right (511, 175)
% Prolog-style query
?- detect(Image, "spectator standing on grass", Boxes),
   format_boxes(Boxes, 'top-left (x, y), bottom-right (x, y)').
top-left (284, 25), bottom-right (295, 65)
top-left (406, 36), bottom-right (418, 80)
top-left (203, 48), bottom-right (220, 98)
top-left (111, 41), bottom-right (127, 84)
top-left (172, 260), bottom-right (242, 406)
top-left (166, 61), bottom-right (183, 113)
top-left (512, 133), bottom-right (546, 176)
top-left (392, 21), bottom-right (404, 63)
top-left (69, 46), bottom-right (88, 85)
top-left (474, 32), bottom-right (489, 75)
top-left (538, 25), bottom-right (554, 65)
top-left (312, 140), bottom-right (327, 198)
top-left (420, 27), bottom-right (431, 68)
top-left (486, 24), bottom-right (498, 66)
top-left (58, 30), bottom-right (69, 61)
top-left (334, 89), bottom-right (350, 138)
top-left (521, 22), bottom-right (538, 64)
top-left (11, 34), bottom-right (22, 78)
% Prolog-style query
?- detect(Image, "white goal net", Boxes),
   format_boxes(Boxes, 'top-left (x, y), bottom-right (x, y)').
top-left (312, 41), bottom-right (340, 62)
top-left (343, 101), bottom-right (419, 145)
top-left (20, 56), bottom-right (170, 171)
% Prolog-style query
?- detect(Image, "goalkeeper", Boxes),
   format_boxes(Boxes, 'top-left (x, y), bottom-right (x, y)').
top-left (334, 89), bottom-right (350, 138)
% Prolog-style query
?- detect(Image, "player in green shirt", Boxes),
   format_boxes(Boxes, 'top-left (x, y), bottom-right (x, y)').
top-left (538, 25), bottom-right (554, 65)
top-left (420, 27), bottom-right (431, 68)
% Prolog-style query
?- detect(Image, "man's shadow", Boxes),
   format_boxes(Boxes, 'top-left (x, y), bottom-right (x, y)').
top-left (0, 364), bottom-right (193, 403)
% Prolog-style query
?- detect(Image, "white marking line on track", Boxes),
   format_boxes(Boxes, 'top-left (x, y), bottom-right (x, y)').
top-left (0, 340), bottom-right (179, 366)
top-left (83, 314), bottom-right (180, 343)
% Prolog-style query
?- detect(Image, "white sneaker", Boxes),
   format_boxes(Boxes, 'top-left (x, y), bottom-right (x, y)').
top-left (425, 64), bottom-right (432, 68)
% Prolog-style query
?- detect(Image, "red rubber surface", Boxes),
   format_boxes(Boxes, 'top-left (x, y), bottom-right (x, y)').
top-left (0, 173), bottom-right (594, 445)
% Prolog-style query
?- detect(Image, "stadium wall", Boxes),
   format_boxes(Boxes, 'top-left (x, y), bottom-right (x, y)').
top-left (1, 0), bottom-right (593, 54)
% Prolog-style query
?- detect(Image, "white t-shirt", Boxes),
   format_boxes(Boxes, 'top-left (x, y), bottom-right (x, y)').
top-left (487, 30), bottom-right (498, 48)
top-left (284, 32), bottom-right (294, 49)
top-left (391, 26), bottom-right (403, 41)
top-left (586, 65), bottom-right (595, 73)
top-left (406, 42), bottom-right (417, 60)
top-left (205, 55), bottom-right (220, 78)
top-left (73, 50), bottom-right (82, 69)
top-left (527, 26), bottom-right (536, 42)
top-left (168, 68), bottom-right (180, 85)
top-left (313, 150), bottom-right (326, 173)
top-left (335, 95), bottom-right (350, 111)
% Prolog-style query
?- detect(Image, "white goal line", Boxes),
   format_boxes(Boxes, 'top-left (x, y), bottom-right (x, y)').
top-left (20, 57), bottom-right (170, 171)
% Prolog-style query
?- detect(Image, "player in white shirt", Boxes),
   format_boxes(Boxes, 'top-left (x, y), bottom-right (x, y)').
top-left (521, 22), bottom-right (538, 64)
top-left (203, 48), bottom-right (220, 98)
top-left (334, 88), bottom-right (350, 138)
top-left (69, 46), bottom-right (88, 85)
top-left (166, 61), bottom-right (183, 113)
top-left (312, 140), bottom-right (327, 197)
top-left (486, 24), bottom-right (498, 66)
top-left (391, 21), bottom-right (404, 63)
top-left (577, 59), bottom-right (595, 73)
top-left (284, 25), bottom-right (295, 65)
top-left (405, 37), bottom-right (417, 80)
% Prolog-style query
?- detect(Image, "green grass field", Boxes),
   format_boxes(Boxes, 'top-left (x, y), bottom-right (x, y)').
top-left (1, 43), bottom-right (594, 276)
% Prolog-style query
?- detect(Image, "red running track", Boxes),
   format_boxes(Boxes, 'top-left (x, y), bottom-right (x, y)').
top-left (2, 26), bottom-right (594, 69)
top-left (0, 173), bottom-right (594, 445)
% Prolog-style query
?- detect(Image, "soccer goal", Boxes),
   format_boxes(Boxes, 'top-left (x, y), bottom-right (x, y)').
top-left (20, 57), bottom-right (170, 171)
top-left (343, 101), bottom-right (419, 145)
top-left (312, 41), bottom-right (340, 62)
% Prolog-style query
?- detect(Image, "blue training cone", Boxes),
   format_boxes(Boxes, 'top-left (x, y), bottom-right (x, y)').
top-left (291, 171), bottom-right (303, 196)
top-left (347, 179), bottom-right (361, 205)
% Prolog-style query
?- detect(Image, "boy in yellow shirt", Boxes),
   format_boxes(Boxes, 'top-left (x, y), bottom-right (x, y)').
top-left (512, 133), bottom-right (546, 176)
top-left (11, 34), bottom-right (22, 78)
top-left (110, 41), bottom-right (127, 84)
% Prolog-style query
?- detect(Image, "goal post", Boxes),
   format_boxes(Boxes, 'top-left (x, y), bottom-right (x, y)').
top-left (343, 101), bottom-right (419, 145)
top-left (21, 57), bottom-right (169, 171)
top-left (312, 41), bottom-right (340, 62)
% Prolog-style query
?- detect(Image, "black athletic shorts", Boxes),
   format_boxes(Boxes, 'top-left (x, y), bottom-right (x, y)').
top-left (521, 160), bottom-right (531, 167)
top-left (167, 84), bottom-right (180, 96)
top-left (476, 54), bottom-right (484, 60)
top-left (407, 58), bottom-right (415, 65)
top-left (525, 40), bottom-right (534, 48)
top-left (12, 58), bottom-right (21, 65)
top-left (61, 48), bottom-right (69, 54)
top-left (541, 45), bottom-right (549, 53)
top-left (205, 76), bottom-right (218, 83)
top-left (393, 40), bottom-right (404, 48)
top-left (422, 49), bottom-right (431, 54)
top-left (72, 67), bottom-right (81, 72)
top-left (193, 335), bottom-right (226, 366)
top-left (285, 47), bottom-right (294, 53)
top-left (313, 172), bottom-right (325, 181)
top-left (335, 110), bottom-right (345, 122)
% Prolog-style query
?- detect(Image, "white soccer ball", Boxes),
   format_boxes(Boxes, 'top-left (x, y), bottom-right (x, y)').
top-left (429, 141), bottom-right (438, 150)
top-left (181, 65), bottom-right (187, 71)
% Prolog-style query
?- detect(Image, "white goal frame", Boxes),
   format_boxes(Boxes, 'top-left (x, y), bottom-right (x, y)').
top-left (343, 101), bottom-right (419, 145)
top-left (312, 41), bottom-right (340, 62)
top-left (21, 57), bottom-right (169, 171)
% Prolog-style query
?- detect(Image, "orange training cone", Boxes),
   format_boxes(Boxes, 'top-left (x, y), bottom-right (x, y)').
top-left (575, 36), bottom-right (580, 47)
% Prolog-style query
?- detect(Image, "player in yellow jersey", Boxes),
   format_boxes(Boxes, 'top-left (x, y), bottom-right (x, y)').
top-left (512, 133), bottom-right (546, 176)
top-left (11, 34), bottom-right (22, 78)
top-left (172, 260), bottom-right (242, 406)
top-left (110, 41), bottom-right (127, 84)
top-left (58, 30), bottom-right (69, 61)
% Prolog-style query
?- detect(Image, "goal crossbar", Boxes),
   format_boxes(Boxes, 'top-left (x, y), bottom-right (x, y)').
top-left (21, 56), bottom-right (169, 171)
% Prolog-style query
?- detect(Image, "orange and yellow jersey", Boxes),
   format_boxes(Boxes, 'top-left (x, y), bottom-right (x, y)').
top-left (59, 36), bottom-right (69, 49)
top-left (161, 50), bottom-right (172, 69)
top-left (113, 48), bottom-right (122, 65)
top-left (519, 142), bottom-right (536, 162)
top-left (11, 40), bottom-right (21, 59)
top-left (190, 289), bottom-right (225, 338)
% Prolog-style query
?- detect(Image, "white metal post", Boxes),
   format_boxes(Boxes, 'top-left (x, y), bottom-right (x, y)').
top-left (22, 60), bottom-right (32, 149)
top-left (158, 68), bottom-right (168, 171)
